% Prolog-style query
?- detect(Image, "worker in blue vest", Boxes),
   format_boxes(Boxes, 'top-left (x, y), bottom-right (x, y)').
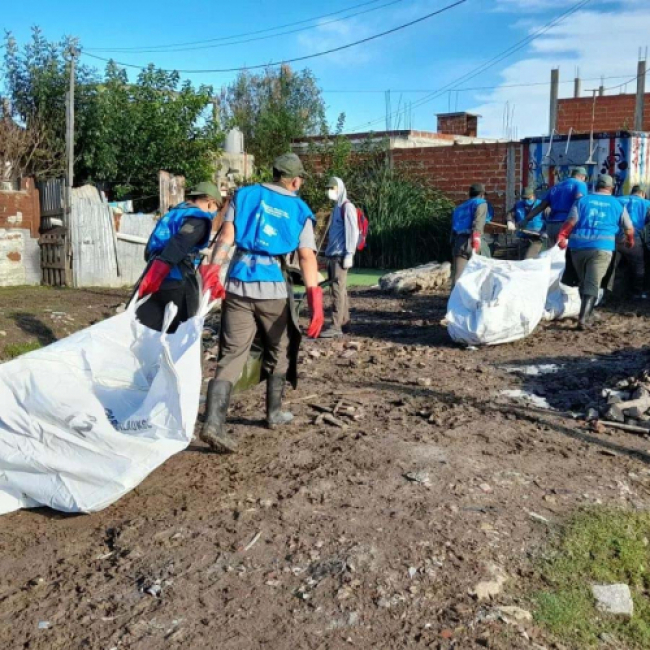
top-left (519, 167), bottom-right (588, 244)
top-left (506, 186), bottom-right (546, 259)
top-left (136, 181), bottom-right (222, 333)
top-left (557, 174), bottom-right (634, 330)
top-left (450, 183), bottom-right (492, 285)
top-left (197, 153), bottom-right (324, 453)
top-left (616, 185), bottom-right (650, 299)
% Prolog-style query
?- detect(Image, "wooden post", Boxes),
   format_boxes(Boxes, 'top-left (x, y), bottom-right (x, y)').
top-left (65, 49), bottom-right (76, 226)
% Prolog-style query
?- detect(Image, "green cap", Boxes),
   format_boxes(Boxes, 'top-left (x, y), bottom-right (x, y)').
top-left (572, 166), bottom-right (588, 177)
top-left (187, 181), bottom-right (222, 202)
top-left (469, 183), bottom-right (485, 197)
top-left (273, 153), bottom-right (305, 179)
top-left (522, 186), bottom-right (535, 198)
top-left (597, 174), bottom-right (614, 188)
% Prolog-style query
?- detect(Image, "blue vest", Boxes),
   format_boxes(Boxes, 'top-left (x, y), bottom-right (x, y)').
top-left (618, 195), bottom-right (649, 235)
top-left (229, 184), bottom-right (314, 283)
top-left (569, 194), bottom-right (623, 252)
top-left (452, 198), bottom-right (487, 234)
top-left (514, 199), bottom-right (543, 238)
top-left (547, 178), bottom-right (588, 222)
top-left (145, 202), bottom-right (214, 280)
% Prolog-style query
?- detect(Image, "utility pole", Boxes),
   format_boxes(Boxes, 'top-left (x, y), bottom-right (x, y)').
top-left (549, 68), bottom-right (559, 135)
top-left (634, 57), bottom-right (647, 131)
top-left (65, 46), bottom-right (77, 225)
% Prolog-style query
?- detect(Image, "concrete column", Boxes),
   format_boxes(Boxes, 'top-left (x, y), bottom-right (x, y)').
top-left (549, 68), bottom-right (559, 134)
top-left (574, 76), bottom-right (581, 98)
top-left (635, 59), bottom-right (647, 131)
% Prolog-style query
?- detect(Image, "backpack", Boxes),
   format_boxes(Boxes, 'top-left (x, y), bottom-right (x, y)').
top-left (342, 200), bottom-right (369, 251)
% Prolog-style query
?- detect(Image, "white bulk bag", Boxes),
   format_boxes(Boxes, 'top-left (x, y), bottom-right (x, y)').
top-left (541, 246), bottom-right (581, 321)
top-left (0, 294), bottom-right (213, 515)
top-left (446, 253), bottom-right (552, 346)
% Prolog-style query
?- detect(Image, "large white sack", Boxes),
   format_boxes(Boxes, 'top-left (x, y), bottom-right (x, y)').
top-left (540, 246), bottom-right (581, 321)
top-left (446, 253), bottom-right (552, 346)
top-left (0, 294), bottom-right (213, 516)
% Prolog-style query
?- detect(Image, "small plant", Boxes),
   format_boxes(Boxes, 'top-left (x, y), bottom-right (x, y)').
top-left (3, 341), bottom-right (42, 360)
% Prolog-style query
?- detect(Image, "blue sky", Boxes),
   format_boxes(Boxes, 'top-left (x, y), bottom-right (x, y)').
top-left (2, 0), bottom-right (649, 138)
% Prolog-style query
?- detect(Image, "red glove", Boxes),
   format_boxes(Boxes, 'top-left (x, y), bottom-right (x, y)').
top-left (199, 264), bottom-right (226, 300)
top-left (625, 231), bottom-right (635, 249)
top-left (138, 259), bottom-right (170, 297)
top-left (556, 221), bottom-right (574, 250)
top-left (471, 232), bottom-right (481, 253)
top-left (306, 286), bottom-right (324, 339)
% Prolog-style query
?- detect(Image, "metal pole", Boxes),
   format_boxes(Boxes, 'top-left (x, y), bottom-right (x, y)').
top-left (66, 48), bottom-right (76, 222)
top-left (634, 59), bottom-right (647, 132)
top-left (549, 68), bottom-right (559, 135)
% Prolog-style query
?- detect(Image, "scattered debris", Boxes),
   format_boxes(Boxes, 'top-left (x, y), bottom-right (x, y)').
top-left (403, 471), bottom-right (431, 487)
top-left (497, 606), bottom-right (533, 623)
top-left (503, 364), bottom-right (561, 376)
top-left (528, 512), bottom-right (551, 525)
top-left (500, 390), bottom-right (550, 410)
top-left (379, 262), bottom-right (451, 294)
top-left (243, 531), bottom-right (262, 552)
top-left (38, 621), bottom-right (51, 630)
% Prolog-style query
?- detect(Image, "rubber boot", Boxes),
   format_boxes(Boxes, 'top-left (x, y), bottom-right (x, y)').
top-left (319, 327), bottom-right (343, 339)
top-left (266, 374), bottom-right (294, 429)
top-left (199, 380), bottom-right (237, 453)
top-left (577, 296), bottom-right (597, 331)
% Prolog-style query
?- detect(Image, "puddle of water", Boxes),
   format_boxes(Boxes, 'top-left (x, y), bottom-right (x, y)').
top-left (502, 364), bottom-right (560, 376)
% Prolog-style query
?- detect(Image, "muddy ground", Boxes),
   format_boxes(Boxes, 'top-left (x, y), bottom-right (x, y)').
top-left (1, 285), bottom-right (650, 649)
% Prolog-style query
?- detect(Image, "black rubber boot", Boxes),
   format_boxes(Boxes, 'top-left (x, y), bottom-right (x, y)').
top-left (266, 374), bottom-right (294, 429)
top-left (199, 380), bottom-right (237, 453)
top-left (577, 296), bottom-right (597, 331)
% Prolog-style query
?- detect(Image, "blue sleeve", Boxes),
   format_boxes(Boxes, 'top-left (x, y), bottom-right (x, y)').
top-left (575, 181), bottom-right (588, 199)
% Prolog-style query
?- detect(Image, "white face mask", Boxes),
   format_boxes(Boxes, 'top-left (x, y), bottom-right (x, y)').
top-left (327, 188), bottom-right (338, 202)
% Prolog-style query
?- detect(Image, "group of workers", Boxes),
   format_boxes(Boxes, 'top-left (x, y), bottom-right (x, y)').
top-left (451, 167), bottom-right (650, 330)
top-left (134, 153), bottom-right (359, 454)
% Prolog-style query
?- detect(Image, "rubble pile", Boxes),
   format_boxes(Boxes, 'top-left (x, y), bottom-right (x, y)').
top-left (597, 370), bottom-right (650, 431)
top-left (379, 262), bottom-right (451, 295)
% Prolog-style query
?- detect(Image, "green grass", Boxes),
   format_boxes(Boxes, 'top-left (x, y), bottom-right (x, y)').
top-left (347, 268), bottom-right (392, 287)
top-left (533, 508), bottom-right (650, 648)
top-left (2, 341), bottom-right (42, 360)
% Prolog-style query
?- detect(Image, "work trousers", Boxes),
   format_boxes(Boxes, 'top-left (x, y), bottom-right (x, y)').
top-left (451, 234), bottom-right (490, 286)
top-left (517, 238), bottom-right (545, 260)
top-left (615, 237), bottom-right (645, 295)
top-left (545, 222), bottom-right (563, 246)
top-left (570, 248), bottom-right (613, 298)
top-left (327, 257), bottom-right (350, 330)
top-left (214, 293), bottom-right (290, 385)
top-left (136, 276), bottom-right (199, 334)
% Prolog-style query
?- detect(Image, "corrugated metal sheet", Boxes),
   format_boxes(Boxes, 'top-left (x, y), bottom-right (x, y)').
top-left (70, 198), bottom-right (121, 287)
top-left (116, 213), bottom-right (158, 285)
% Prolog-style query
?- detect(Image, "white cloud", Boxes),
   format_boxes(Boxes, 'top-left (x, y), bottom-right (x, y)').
top-left (470, 5), bottom-right (650, 138)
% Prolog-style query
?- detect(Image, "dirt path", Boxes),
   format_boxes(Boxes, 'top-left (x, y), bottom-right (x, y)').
top-left (1, 286), bottom-right (650, 649)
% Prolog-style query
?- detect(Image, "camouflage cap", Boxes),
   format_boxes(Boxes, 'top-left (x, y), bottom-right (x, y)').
top-left (572, 166), bottom-right (588, 177)
top-left (522, 186), bottom-right (535, 197)
top-left (187, 181), bottom-right (222, 203)
top-left (596, 174), bottom-right (614, 188)
top-left (469, 183), bottom-right (486, 196)
top-left (273, 153), bottom-right (306, 179)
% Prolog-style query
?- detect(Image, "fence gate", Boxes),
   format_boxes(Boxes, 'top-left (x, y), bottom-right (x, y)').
top-left (37, 179), bottom-right (72, 286)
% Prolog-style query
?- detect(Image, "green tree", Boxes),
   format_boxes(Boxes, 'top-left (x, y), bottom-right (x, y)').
top-left (2, 27), bottom-right (97, 179)
top-left (223, 65), bottom-right (326, 169)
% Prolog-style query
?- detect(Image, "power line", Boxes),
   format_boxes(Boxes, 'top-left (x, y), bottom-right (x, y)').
top-left (321, 75), bottom-right (637, 94)
top-left (87, 0), bottom-right (410, 54)
top-left (349, 0), bottom-right (593, 131)
top-left (86, 0), bottom-right (387, 52)
top-left (81, 0), bottom-right (467, 73)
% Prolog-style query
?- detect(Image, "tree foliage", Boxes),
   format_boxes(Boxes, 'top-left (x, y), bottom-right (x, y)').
top-left (223, 65), bottom-right (326, 169)
top-left (2, 29), bottom-right (221, 208)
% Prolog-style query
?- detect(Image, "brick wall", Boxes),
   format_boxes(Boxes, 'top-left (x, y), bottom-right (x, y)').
top-left (391, 142), bottom-right (521, 221)
top-left (437, 114), bottom-right (479, 137)
top-left (0, 178), bottom-right (40, 237)
top-left (557, 94), bottom-right (650, 134)
top-left (0, 178), bottom-right (41, 286)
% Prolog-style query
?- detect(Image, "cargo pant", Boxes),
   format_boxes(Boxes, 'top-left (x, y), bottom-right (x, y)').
top-left (545, 222), bottom-right (564, 246)
top-left (570, 249), bottom-right (613, 298)
top-left (616, 237), bottom-right (645, 295)
top-left (327, 257), bottom-right (350, 331)
top-left (214, 294), bottom-right (290, 385)
top-left (451, 234), bottom-right (491, 286)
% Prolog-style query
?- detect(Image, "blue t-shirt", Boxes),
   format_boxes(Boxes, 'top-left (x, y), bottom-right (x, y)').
top-left (547, 178), bottom-right (588, 223)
